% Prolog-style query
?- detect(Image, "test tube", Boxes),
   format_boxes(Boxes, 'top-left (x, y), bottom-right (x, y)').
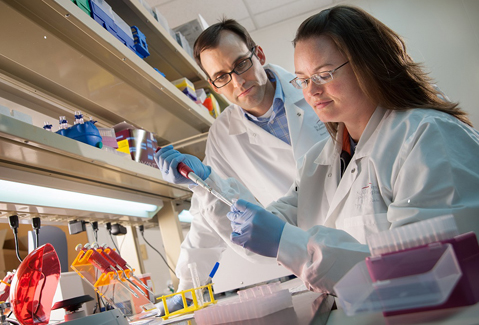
top-left (188, 262), bottom-right (204, 306)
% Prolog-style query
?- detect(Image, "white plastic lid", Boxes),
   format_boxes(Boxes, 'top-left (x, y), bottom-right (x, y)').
top-left (367, 215), bottom-right (459, 257)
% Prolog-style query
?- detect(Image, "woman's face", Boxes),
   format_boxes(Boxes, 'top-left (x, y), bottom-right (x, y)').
top-left (294, 35), bottom-right (376, 139)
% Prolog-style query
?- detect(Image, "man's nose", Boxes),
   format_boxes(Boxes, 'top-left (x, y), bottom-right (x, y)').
top-left (231, 72), bottom-right (246, 88)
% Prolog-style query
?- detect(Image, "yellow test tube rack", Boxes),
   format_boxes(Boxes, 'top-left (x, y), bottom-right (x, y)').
top-left (157, 284), bottom-right (217, 320)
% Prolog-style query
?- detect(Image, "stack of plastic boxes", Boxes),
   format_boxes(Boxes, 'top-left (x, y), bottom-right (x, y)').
top-left (172, 77), bottom-right (197, 102)
top-left (70, 0), bottom-right (91, 16)
top-left (131, 26), bottom-right (150, 59)
top-left (175, 31), bottom-right (193, 58)
top-left (86, 0), bottom-right (149, 59)
top-left (334, 215), bottom-right (479, 317)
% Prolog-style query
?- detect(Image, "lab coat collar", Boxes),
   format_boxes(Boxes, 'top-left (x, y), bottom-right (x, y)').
top-left (227, 64), bottom-right (304, 150)
top-left (314, 106), bottom-right (388, 165)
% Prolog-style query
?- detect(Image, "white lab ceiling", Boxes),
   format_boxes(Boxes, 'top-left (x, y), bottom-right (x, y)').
top-left (145, 0), bottom-right (339, 32)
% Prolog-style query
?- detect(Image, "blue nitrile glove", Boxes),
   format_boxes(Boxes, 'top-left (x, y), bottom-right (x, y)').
top-left (154, 145), bottom-right (211, 185)
top-left (226, 199), bottom-right (286, 258)
top-left (155, 295), bottom-right (192, 316)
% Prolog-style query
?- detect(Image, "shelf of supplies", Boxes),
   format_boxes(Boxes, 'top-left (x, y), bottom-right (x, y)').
top-left (108, 0), bottom-right (230, 110)
top-left (0, 114), bottom-right (191, 202)
top-left (0, 0), bottom-right (215, 145)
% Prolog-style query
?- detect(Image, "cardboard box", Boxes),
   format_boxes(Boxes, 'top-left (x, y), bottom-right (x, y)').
top-left (0, 229), bottom-right (28, 274)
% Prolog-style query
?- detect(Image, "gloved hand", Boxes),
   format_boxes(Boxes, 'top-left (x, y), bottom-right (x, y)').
top-left (155, 294), bottom-right (191, 316)
top-left (154, 145), bottom-right (211, 185)
top-left (226, 199), bottom-right (286, 258)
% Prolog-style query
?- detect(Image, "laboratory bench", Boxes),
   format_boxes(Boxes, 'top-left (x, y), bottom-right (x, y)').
top-left (139, 277), bottom-right (479, 325)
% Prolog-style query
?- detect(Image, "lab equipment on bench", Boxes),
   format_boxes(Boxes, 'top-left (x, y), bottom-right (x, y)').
top-left (334, 215), bottom-right (479, 317)
top-left (10, 243), bottom-right (61, 325)
top-left (155, 147), bottom-right (233, 207)
top-left (156, 283), bottom-right (216, 320)
top-left (71, 243), bottom-right (156, 321)
top-left (194, 281), bottom-right (293, 325)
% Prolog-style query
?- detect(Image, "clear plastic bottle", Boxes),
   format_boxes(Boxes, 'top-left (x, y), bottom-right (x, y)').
top-left (43, 121), bottom-right (52, 131)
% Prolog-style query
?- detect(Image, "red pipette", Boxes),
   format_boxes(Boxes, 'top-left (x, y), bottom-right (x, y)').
top-left (156, 147), bottom-right (233, 206)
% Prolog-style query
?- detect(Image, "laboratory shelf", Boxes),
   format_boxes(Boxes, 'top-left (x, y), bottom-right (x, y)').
top-left (0, 0), bottom-right (215, 145)
top-left (108, 0), bottom-right (230, 110)
top-left (0, 114), bottom-right (192, 220)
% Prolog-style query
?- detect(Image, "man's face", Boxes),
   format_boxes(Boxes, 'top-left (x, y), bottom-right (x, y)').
top-left (200, 31), bottom-right (272, 115)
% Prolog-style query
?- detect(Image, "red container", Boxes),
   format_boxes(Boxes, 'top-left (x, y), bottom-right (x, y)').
top-left (10, 243), bottom-right (61, 324)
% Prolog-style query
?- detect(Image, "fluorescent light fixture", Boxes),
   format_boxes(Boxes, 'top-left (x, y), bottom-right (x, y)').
top-left (0, 179), bottom-right (161, 218)
top-left (178, 209), bottom-right (194, 223)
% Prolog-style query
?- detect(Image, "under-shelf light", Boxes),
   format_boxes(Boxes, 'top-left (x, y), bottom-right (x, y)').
top-left (0, 179), bottom-right (161, 218)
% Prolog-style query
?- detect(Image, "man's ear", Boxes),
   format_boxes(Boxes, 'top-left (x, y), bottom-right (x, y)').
top-left (256, 46), bottom-right (266, 65)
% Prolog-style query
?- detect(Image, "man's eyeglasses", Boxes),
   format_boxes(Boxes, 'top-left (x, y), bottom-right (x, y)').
top-left (289, 61), bottom-right (349, 90)
top-left (210, 47), bottom-right (257, 88)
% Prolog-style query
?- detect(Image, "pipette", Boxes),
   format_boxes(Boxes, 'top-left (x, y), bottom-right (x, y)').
top-left (156, 147), bottom-right (233, 207)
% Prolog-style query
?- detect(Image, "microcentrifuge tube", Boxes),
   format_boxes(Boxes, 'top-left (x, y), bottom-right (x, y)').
top-left (188, 262), bottom-right (204, 306)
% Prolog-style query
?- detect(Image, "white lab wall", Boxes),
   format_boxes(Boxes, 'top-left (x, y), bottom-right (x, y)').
top-left (136, 226), bottom-right (174, 295)
top-left (251, 0), bottom-right (479, 127)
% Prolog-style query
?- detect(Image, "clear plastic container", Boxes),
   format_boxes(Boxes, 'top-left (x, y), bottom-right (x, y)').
top-left (334, 243), bottom-right (462, 316)
top-left (98, 127), bottom-right (118, 148)
top-left (113, 12), bottom-right (134, 39)
top-left (367, 215), bottom-right (459, 257)
top-left (194, 282), bottom-right (292, 325)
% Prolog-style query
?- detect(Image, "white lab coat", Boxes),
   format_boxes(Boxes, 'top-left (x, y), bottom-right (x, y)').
top-left (176, 64), bottom-right (329, 291)
top-left (194, 106), bottom-right (479, 293)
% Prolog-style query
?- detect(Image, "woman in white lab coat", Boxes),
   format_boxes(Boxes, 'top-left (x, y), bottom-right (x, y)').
top-left (219, 5), bottom-right (479, 293)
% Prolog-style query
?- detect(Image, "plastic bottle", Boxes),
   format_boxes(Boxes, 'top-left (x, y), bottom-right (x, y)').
top-left (74, 111), bottom-right (84, 125)
top-left (43, 122), bottom-right (53, 131)
top-left (58, 116), bottom-right (68, 130)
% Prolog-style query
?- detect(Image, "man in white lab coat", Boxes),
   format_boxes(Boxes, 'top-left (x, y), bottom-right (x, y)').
top-left (155, 19), bottom-right (328, 307)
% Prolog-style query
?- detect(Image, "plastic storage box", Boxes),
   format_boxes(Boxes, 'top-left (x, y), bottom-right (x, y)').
top-left (71, 0), bottom-right (91, 16)
top-left (335, 215), bottom-right (479, 316)
top-left (97, 127), bottom-right (118, 148)
top-left (131, 26), bottom-right (150, 59)
top-left (194, 282), bottom-right (292, 325)
top-left (112, 12), bottom-right (135, 52)
top-left (335, 243), bottom-right (462, 316)
top-left (89, 0), bottom-right (116, 35)
top-left (172, 77), bottom-right (197, 102)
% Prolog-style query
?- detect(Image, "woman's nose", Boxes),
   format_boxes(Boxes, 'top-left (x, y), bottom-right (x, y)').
top-left (304, 79), bottom-right (323, 97)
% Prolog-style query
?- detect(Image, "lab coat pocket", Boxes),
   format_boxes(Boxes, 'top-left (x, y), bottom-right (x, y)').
top-left (337, 213), bottom-right (390, 244)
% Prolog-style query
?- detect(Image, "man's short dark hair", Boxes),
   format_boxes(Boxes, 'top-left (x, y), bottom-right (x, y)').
top-left (194, 18), bottom-right (256, 78)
